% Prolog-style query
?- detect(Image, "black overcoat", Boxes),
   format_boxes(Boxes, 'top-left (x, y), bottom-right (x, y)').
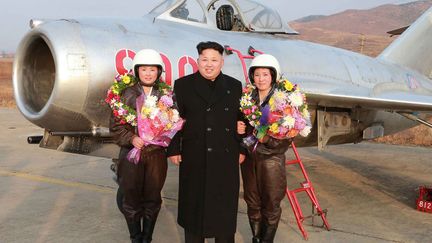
top-left (167, 72), bottom-right (243, 237)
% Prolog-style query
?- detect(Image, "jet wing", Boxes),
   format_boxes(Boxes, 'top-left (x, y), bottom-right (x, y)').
top-left (307, 91), bottom-right (432, 112)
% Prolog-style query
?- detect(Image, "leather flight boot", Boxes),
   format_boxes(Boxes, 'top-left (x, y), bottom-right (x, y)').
top-left (249, 219), bottom-right (262, 243)
top-left (126, 220), bottom-right (143, 243)
top-left (142, 216), bottom-right (157, 243)
top-left (260, 223), bottom-right (278, 243)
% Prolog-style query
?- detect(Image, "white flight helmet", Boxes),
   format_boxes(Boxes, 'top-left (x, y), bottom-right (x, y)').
top-left (132, 49), bottom-right (164, 80)
top-left (248, 54), bottom-right (281, 83)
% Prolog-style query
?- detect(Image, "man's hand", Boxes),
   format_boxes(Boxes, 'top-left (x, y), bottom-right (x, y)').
top-left (237, 121), bottom-right (246, 135)
top-left (132, 136), bottom-right (144, 149)
top-left (169, 155), bottom-right (182, 165)
top-left (239, 153), bottom-right (246, 164)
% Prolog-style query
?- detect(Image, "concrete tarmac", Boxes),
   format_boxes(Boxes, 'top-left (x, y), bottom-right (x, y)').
top-left (0, 108), bottom-right (431, 243)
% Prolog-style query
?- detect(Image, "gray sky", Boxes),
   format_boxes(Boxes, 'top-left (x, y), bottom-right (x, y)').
top-left (0, 0), bottom-right (417, 53)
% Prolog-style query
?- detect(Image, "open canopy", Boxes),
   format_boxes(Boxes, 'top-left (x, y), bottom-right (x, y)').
top-left (150, 0), bottom-right (298, 34)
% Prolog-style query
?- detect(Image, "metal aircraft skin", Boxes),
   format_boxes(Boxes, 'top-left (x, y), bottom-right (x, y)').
top-left (12, 0), bottom-right (432, 158)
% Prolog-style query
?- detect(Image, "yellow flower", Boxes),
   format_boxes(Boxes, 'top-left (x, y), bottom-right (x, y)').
top-left (269, 97), bottom-right (275, 110)
top-left (284, 80), bottom-right (294, 91)
top-left (166, 123), bottom-right (172, 129)
top-left (141, 107), bottom-right (151, 117)
top-left (122, 75), bottom-right (131, 84)
top-left (269, 123), bottom-right (279, 133)
top-left (302, 107), bottom-right (310, 119)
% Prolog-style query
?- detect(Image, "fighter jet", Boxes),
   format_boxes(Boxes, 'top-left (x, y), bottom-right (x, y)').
top-left (13, 0), bottom-right (432, 158)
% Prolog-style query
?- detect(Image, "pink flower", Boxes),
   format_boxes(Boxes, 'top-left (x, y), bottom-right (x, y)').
top-left (252, 106), bottom-right (257, 112)
top-left (279, 126), bottom-right (289, 135)
top-left (293, 110), bottom-right (306, 130)
top-left (160, 95), bottom-right (173, 107)
top-left (276, 101), bottom-right (287, 111)
top-left (118, 108), bottom-right (126, 116)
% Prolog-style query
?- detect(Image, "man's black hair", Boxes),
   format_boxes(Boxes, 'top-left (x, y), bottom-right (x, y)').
top-left (196, 41), bottom-right (224, 55)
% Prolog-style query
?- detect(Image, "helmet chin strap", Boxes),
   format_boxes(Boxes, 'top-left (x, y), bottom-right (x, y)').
top-left (140, 82), bottom-right (155, 87)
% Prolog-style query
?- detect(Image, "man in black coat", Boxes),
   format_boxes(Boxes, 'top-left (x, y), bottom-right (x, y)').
top-left (167, 41), bottom-right (245, 243)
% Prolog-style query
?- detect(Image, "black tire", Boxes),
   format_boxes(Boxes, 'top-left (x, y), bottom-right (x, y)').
top-left (116, 187), bottom-right (124, 214)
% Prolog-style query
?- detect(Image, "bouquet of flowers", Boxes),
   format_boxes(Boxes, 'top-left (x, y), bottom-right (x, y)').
top-left (138, 89), bottom-right (184, 146)
top-left (106, 71), bottom-right (184, 164)
top-left (240, 78), bottom-right (311, 143)
top-left (105, 71), bottom-right (138, 126)
top-left (127, 89), bottom-right (184, 163)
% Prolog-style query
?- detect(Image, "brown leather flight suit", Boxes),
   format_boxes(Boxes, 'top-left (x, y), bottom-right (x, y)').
top-left (110, 83), bottom-right (168, 242)
top-left (240, 85), bottom-right (291, 242)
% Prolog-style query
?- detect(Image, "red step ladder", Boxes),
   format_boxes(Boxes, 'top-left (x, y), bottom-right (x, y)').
top-left (224, 45), bottom-right (263, 84)
top-left (285, 142), bottom-right (331, 240)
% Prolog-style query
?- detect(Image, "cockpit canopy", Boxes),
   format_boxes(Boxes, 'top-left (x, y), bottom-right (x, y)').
top-left (150, 0), bottom-right (298, 35)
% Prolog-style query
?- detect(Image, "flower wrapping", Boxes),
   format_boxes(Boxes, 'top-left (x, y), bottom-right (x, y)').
top-left (127, 92), bottom-right (184, 164)
top-left (240, 78), bottom-right (311, 141)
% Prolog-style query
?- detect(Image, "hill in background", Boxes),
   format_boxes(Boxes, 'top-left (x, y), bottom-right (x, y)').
top-left (290, 0), bottom-right (432, 57)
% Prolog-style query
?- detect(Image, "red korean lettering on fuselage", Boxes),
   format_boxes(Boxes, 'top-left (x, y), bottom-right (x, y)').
top-left (115, 49), bottom-right (198, 86)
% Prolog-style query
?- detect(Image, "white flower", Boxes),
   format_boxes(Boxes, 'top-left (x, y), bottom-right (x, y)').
top-left (273, 90), bottom-right (288, 102)
top-left (126, 114), bottom-right (136, 123)
top-left (171, 109), bottom-right (180, 122)
top-left (282, 116), bottom-right (295, 129)
top-left (144, 95), bottom-right (158, 107)
top-left (240, 94), bottom-right (253, 107)
top-left (300, 125), bottom-right (312, 137)
top-left (289, 91), bottom-right (304, 107)
top-left (114, 101), bottom-right (123, 108)
top-left (149, 107), bottom-right (159, 119)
